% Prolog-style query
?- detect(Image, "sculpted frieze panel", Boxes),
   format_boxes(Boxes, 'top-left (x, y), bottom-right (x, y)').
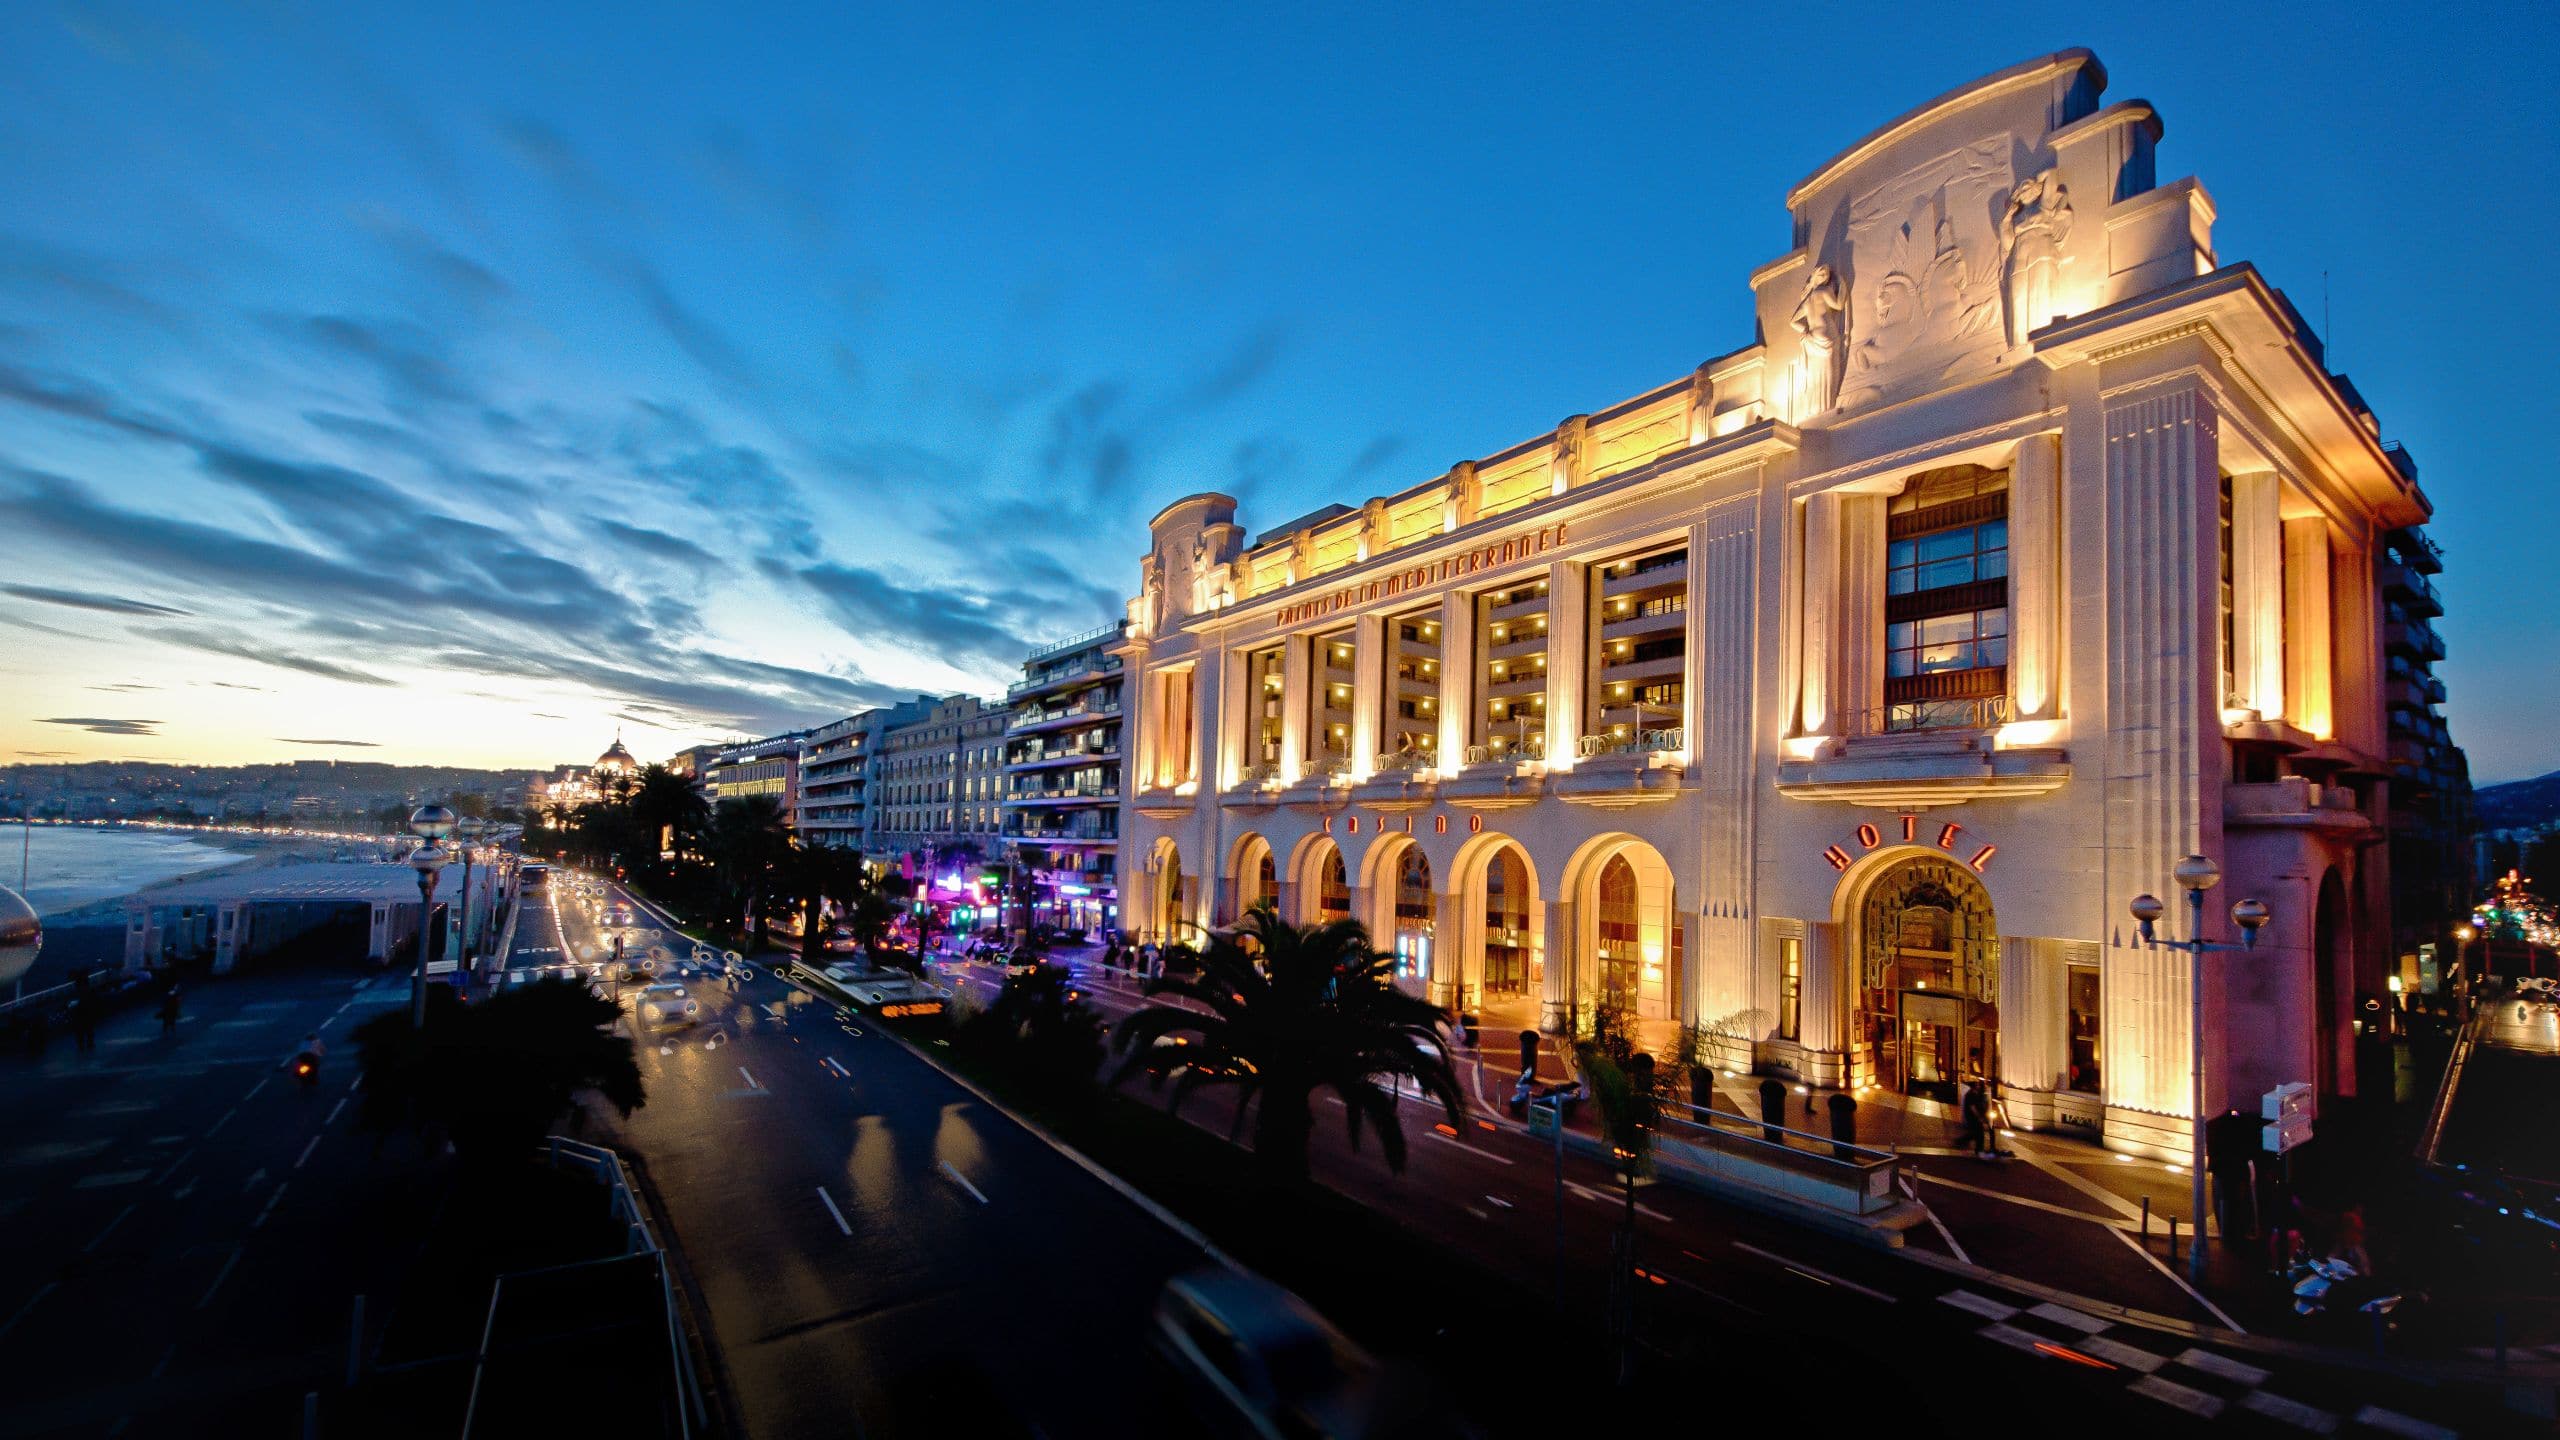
top-left (1838, 137), bottom-right (2015, 410)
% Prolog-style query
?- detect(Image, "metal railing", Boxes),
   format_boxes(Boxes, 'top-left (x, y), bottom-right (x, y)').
top-left (1461, 736), bottom-right (1546, 766)
top-left (1008, 701), bottom-right (1123, 729)
top-left (1577, 727), bottom-right (1685, 759)
top-left (1234, 760), bottom-right (1282, 787)
top-left (1836, 693), bottom-right (2009, 736)
top-left (1370, 749), bottom-right (1437, 774)
top-left (1023, 619), bottom-right (1127, 665)
top-left (1644, 1096), bottom-right (1902, 1212)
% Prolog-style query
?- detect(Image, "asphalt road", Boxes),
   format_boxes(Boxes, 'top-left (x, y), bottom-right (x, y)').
top-left (516, 878), bottom-right (1215, 1439)
top-left (0, 960), bottom-right (430, 1437)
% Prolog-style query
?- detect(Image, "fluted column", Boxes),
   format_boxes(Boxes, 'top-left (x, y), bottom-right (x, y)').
top-left (1350, 612), bottom-right (1385, 777)
top-left (1803, 920), bottom-right (1847, 1068)
top-left (1835, 495), bottom-right (1887, 736)
top-left (1438, 589), bottom-right (1473, 764)
top-left (1688, 501), bottom-right (1758, 1021)
top-left (2007, 434), bottom-right (2062, 722)
top-left (1545, 558), bottom-right (1586, 763)
top-left (2284, 517), bottom-right (2334, 741)
top-left (1541, 896), bottom-right (1576, 1032)
top-left (2228, 471), bottom-right (2283, 719)
top-left (1798, 492), bottom-right (1840, 737)
top-left (1278, 638), bottom-right (1310, 783)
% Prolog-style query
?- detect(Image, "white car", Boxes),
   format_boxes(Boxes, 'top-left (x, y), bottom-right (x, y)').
top-left (1152, 1270), bottom-right (1381, 1439)
top-left (633, 983), bottom-right (700, 1029)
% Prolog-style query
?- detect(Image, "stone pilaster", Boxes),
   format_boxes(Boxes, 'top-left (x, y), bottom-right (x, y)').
top-left (1350, 611), bottom-right (1385, 776)
top-left (1688, 501), bottom-right (1758, 1022)
top-left (2228, 471), bottom-right (2283, 718)
top-left (2284, 517), bottom-right (2334, 741)
top-left (1835, 494), bottom-right (1887, 735)
top-left (1798, 491), bottom-right (1840, 737)
top-left (2007, 433), bottom-right (2063, 722)
top-left (1438, 588), bottom-right (1473, 763)
top-left (1545, 557), bottom-right (1587, 763)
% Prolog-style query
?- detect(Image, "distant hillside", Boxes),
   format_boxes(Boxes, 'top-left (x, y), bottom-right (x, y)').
top-left (2477, 771), bottom-right (2560, 831)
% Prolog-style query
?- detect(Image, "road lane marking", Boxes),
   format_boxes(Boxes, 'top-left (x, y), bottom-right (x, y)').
top-left (2130, 1375), bottom-right (2224, 1419)
top-left (2026, 1300), bottom-right (2109, 1334)
top-left (822, 1057), bottom-right (851, 1079)
top-left (295, 1137), bottom-right (321, 1170)
top-left (83, 1203), bottom-right (137, 1252)
top-left (2079, 1335), bottom-right (2166, 1372)
top-left (0, 1282), bottom-right (58, 1342)
top-left (736, 1066), bottom-right (760, 1089)
top-left (2236, 1391), bottom-right (2338, 1431)
top-left (816, 1187), bottom-right (853, 1236)
top-left (1484, 1195), bottom-right (1514, 1209)
top-left (1561, 1179), bottom-right (1669, 1221)
top-left (76, 1170), bottom-right (152, 1189)
top-left (2352, 1406), bottom-right (2456, 1440)
top-left (156, 1148), bottom-right (197, 1184)
top-left (1424, 1131), bottom-right (1514, 1166)
top-left (1733, 1242), bottom-right (1899, 1304)
top-left (1644, 1266), bottom-right (1764, 1315)
top-left (1938, 1289), bottom-right (2018, 1321)
top-left (325, 1098), bottom-right (347, 1126)
top-left (197, 1246), bottom-right (244, 1309)
top-left (2107, 1226), bottom-right (2243, 1332)
top-left (939, 1161), bottom-right (989, 1204)
top-left (243, 1167), bottom-right (268, 1193)
top-left (252, 1182), bottom-right (288, 1229)
top-left (243, 1078), bottom-right (270, 1102)
top-left (171, 1178), bottom-right (198, 1202)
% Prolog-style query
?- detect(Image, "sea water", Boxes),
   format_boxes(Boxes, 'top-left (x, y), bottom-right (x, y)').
top-left (6, 825), bottom-right (265, 917)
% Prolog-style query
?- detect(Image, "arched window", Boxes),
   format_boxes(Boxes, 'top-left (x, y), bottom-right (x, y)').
top-left (1319, 848), bottom-right (1350, 919)
top-left (1392, 847), bottom-right (1434, 981)
top-left (1596, 855), bottom-right (1641, 1010)
top-left (1483, 846), bottom-right (1531, 996)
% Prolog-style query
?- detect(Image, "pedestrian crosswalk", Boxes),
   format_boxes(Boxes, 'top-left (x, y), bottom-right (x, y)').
top-left (1936, 1288), bottom-right (2458, 1435)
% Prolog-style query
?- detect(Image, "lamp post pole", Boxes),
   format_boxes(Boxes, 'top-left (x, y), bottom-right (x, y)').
top-left (453, 818), bottom-right (487, 971)
top-left (2130, 854), bottom-right (2269, 1283)
top-left (408, 805), bottom-right (457, 1030)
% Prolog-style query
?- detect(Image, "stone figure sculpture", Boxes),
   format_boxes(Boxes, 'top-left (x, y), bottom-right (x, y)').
top-left (1789, 264), bottom-right (1847, 418)
top-left (2000, 169), bottom-right (2074, 349)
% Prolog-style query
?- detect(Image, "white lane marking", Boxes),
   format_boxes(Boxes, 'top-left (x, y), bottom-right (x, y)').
top-left (1484, 1194), bottom-right (1514, 1209)
top-left (2107, 1225), bottom-right (2245, 1333)
top-left (822, 1057), bottom-right (851, 1079)
top-left (736, 1066), bottom-right (760, 1089)
top-left (939, 1160), bottom-right (989, 1205)
top-left (170, 1178), bottom-right (198, 1202)
top-left (242, 1167), bottom-right (268, 1193)
top-left (242, 1078), bottom-right (270, 1102)
top-left (1978, 1321), bottom-right (2050, 1354)
top-left (816, 1187), bottom-right (853, 1236)
top-left (2026, 1300), bottom-right (2109, 1334)
top-left (2351, 1406), bottom-right (2457, 1440)
top-left (2130, 1375), bottom-right (2225, 1419)
top-left (147, 1340), bottom-right (177, 1380)
top-left (325, 1098), bottom-right (347, 1126)
top-left (0, 1282), bottom-right (58, 1342)
top-left (1424, 1131), bottom-right (1514, 1166)
top-left (2173, 1346), bottom-right (2268, 1386)
top-left (196, 1246), bottom-right (244, 1309)
top-left (1733, 1242), bottom-right (1899, 1304)
top-left (251, 1182), bottom-right (288, 1229)
top-left (83, 1203), bottom-right (137, 1252)
top-left (294, 1137), bottom-right (321, 1170)
top-left (2240, 1391), bottom-right (2342, 1433)
top-left (1560, 1178), bottom-right (1668, 1221)
top-left (155, 1148), bottom-right (197, 1184)
top-left (76, 1170), bottom-right (152, 1189)
top-left (1939, 1289), bottom-right (2019, 1321)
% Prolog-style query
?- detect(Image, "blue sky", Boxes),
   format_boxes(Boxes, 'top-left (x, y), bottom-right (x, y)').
top-left (1, 2), bottom-right (2552, 778)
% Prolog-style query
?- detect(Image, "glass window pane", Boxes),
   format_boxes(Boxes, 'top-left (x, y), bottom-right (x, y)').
top-left (1887, 539), bottom-right (1916, 567)
top-left (1888, 568), bottom-right (1916, 595)
top-left (1981, 634), bottom-right (2008, 666)
top-left (1917, 531), bottom-right (1973, 561)
top-left (1920, 614), bottom-right (1973, 645)
top-left (1918, 558), bottom-right (1972, 590)
top-left (1978, 607), bottom-right (2008, 638)
top-left (1978, 550), bottom-right (2006, 580)
top-left (1979, 519), bottom-right (2007, 551)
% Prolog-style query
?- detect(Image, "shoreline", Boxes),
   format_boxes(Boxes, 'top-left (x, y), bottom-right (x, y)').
top-left (32, 828), bottom-right (403, 928)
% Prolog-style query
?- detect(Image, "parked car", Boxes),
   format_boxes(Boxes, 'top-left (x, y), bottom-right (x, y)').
top-left (1153, 1270), bottom-right (1382, 1439)
top-left (633, 983), bottom-right (700, 1029)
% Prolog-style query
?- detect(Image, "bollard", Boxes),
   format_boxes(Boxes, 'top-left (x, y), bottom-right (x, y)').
top-left (2168, 1215), bottom-right (2181, 1262)
top-left (2141, 1196), bottom-right (2151, 1246)
top-left (1826, 1092), bottom-right (1858, 1162)
top-left (1758, 1077), bottom-right (1787, 1144)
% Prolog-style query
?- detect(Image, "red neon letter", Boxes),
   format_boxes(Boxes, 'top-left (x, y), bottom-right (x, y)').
top-left (1937, 823), bottom-right (1962, 851)
top-left (1968, 844), bottom-right (1997, 873)
top-left (1822, 845), bottom-right (1852, 872)
top-left (1856, 823), bottom-right (1881, 850)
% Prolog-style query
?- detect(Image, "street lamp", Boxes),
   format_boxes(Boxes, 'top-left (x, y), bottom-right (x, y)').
top-left (452, 817), bottom-right (488, 969)
top-left (0, 884), bottom-right (41, 1007)
top-left (2128, 853), bottom-right (2270, 1281)
top-left (408, 804), bottom-right (457, 1028)
top-left (2453, 922), bottom-right (2477, 1017)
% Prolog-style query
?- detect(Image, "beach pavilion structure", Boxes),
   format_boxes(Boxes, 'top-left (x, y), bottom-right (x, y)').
top-left (121, 860), bottom-right (499, 975)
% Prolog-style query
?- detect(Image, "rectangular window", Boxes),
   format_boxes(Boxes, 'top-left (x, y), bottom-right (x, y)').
top-left (1778, 936), bottom-right (1802, 1042)
top-left (1882, 466), bottom-right (2010, 732)
top-left (1243, 645), bottom-right (1285, 774)
top-left (1589, 544), bottom-right (1687, 743)
top-left (2067, 965), bottom-right (2101, 1094)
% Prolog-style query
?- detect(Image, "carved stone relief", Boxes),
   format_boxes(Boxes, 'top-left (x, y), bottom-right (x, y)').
top-left (1838, 137), bottom-right (2016, 409)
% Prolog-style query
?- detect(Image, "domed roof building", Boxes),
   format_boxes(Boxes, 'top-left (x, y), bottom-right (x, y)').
top-left (594, 735), bottom-right (639, 776)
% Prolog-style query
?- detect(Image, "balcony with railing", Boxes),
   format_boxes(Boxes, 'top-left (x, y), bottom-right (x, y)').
top-left (1006, 743), bottom-right (1120, 772)
top-left (2380, 559), bottom-right (2444, 617)
top-left (1003, 811), bottom-right (1120, 842)
top-left (1009, 700), bottom-right (1123, 735)
top-left (1489, 590), bottom-right (1549, 624)
top-left (1778, 694), bottom-right (2069, 806)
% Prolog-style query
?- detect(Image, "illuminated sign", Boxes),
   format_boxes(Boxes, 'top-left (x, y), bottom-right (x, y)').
top-left (1820, 813), bottom-right (1996, 874)
top-left (877, 1000), bottom-right (946, 1019)
top-left (1322, 811), bottom-right (1485, 837)
top-left (1276, 524), bottom-right (1570, 626)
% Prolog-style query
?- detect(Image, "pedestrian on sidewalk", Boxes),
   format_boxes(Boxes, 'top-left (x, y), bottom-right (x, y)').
top-left (1959, 1075), bottom-right (1993, 1159)
top-left (157, 982), bottom-right (183, 1037)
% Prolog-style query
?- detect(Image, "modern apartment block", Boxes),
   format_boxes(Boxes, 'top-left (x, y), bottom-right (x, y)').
top-left (796, 713), bottom-right (873, 848)
top-left (1001, 621), bottom-right (1126, 936)
top-left (872, 695), bottom-right (1012, 859)
top-left (1120, 50), bottom-right (2436, 1158)
top-left (2379, 516), bottom-right (2475, 986)
top-left (706, 729), bottom-right (808, 819)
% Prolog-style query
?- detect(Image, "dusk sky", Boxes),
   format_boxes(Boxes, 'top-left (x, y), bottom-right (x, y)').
top-left (2, 3), bottom-right (2552, 779)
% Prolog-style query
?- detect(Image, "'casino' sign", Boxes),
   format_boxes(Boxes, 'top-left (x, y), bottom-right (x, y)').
top-left (1821, 814), bottom-right (1996, 874)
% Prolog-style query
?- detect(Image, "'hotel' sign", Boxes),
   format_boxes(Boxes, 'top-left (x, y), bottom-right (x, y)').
top-left (1277, 523), bottom-right (1569, 626)
top-left (1822, 814), bottom-right (1997, 874)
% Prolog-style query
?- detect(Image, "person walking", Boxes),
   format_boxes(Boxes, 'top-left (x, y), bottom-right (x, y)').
top-left (157, 983), bottom-right (183, 1037)
top-left (71, 995), bottom-right (98, 1052)
top-left (1959, 1076), bottom-right (1993, 1160)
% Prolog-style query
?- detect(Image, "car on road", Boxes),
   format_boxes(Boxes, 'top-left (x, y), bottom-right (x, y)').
top-left (1152, 1270), bottom-right (1384, 1439)
top-left (633, 983), bottom-right (700, 1029)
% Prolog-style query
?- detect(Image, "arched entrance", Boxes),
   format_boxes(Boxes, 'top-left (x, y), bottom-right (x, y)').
top-left (1286, 834), bottom-right (1352, 928)
top-left (1361, 835), bottom-right (1437, 996)
top-left (1852, 854), bottom-right (1999, 1101)
top-left (1227, 833), bottom-right (1275, 923)
top-left (1558, 835), bottom-right (1678, 1026)
top-left (1150, 839), bottom-right (1187, 943)
top-left (1477, 842), bottom-right (1536, 1000)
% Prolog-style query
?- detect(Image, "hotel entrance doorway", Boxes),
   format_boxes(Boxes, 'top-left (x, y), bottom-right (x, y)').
top-left (1857, 856), bottom-right (1999, 1102)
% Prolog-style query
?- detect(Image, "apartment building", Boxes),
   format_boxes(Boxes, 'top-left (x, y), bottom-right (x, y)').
top-left (706, 729), bottom-right (807, 819)
top-left (1001, 622), bottom-right (1126, 936)
top-left (1119, 50), bottom-right (2434, 1159)
top-left (872, 695), bottom-right (1012, 859)
top-left (2378, 520), bottom-right (2474, 992)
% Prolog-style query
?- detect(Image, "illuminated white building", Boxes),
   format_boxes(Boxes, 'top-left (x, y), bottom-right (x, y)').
top-left (1117, 51), bottom-right (2429, 1157)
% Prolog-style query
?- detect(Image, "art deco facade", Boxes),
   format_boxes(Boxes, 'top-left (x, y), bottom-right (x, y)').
top-left (1117, 51), bottom-right (2431, 1158)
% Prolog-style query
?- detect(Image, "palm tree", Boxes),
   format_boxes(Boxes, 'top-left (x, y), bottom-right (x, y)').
top-left (1110, 907), bottom-right (1462, 1185)
top-left (627, 764), bottom-right (709, 866)
top-left (786, 841), bottom-right (876, 967)
top-left (705, 795), bottom-right (792, 948)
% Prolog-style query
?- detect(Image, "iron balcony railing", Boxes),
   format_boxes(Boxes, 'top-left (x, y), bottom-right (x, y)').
top-left (1023, 619), bottom-right (1128, 665)
top-left (1838, 693), bottom-right (2010, 736)
top-left (1462, 735), bottom-right (1547, 765)
top-left (1577, 727), bottom-right (1685, 759)
top-left (1370, 749), bottom-right (1437, 774)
